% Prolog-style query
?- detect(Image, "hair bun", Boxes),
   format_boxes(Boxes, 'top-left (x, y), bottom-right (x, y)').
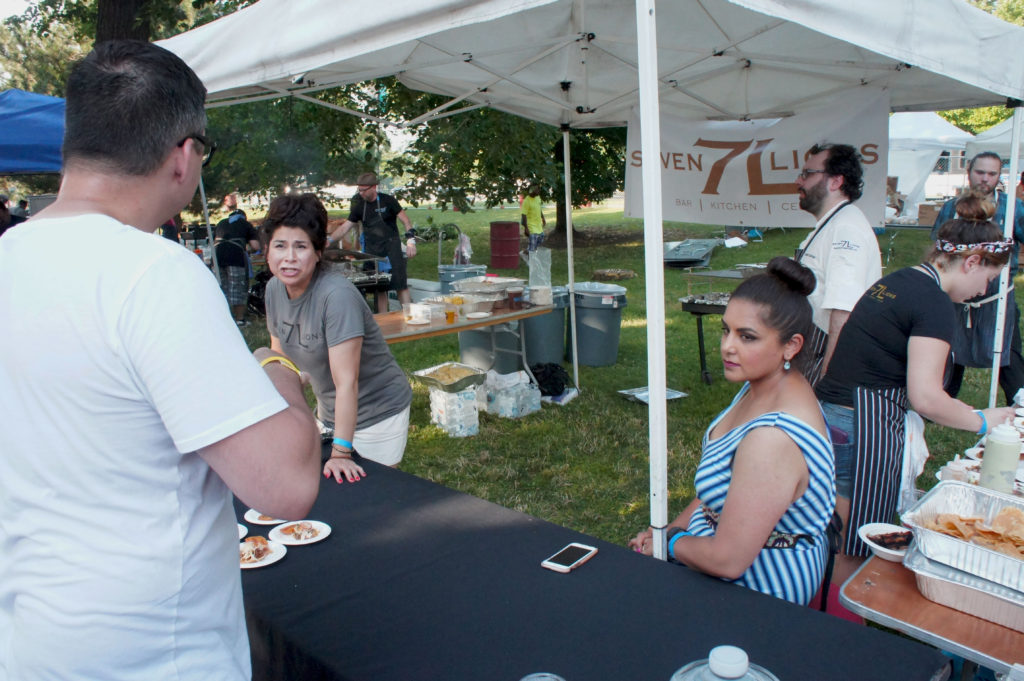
top-left (955, 189), bottom-right (997, 222)
top-left (766, 256), bottom-right (816, 297)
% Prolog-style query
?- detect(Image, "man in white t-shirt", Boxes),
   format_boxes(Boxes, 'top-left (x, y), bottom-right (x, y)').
top-left (0, 40), bottom-right (321, 681)
top-left (794, 142), bottom-right (882, 385)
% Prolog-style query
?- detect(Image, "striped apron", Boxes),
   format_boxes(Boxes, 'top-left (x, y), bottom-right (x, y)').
top-left (845, 385), bottom-right (908, 556)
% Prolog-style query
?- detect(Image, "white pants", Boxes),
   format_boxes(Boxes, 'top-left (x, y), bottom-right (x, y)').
top-left (320, 406), bottom-right (411, 466)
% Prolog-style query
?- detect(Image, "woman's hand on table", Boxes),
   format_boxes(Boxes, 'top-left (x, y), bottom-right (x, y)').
top-left (628, 528), bottom-right (654, 556)
top-left (323, 455), bottom-right (366, 484)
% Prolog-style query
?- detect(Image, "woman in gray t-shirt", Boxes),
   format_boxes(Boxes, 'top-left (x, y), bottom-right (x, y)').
top-left (262, 194), bottom-right (412, 482)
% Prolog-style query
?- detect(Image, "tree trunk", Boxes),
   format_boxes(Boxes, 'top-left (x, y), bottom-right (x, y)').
top-left (96, 0), bottom-right (151, 42)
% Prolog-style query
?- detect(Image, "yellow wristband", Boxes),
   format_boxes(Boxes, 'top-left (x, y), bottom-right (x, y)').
top-left (259, 355), bottom-right (301, 376)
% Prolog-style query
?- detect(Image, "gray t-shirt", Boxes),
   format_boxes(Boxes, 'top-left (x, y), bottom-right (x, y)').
top-left (265, 268), bottom-right (411, 429)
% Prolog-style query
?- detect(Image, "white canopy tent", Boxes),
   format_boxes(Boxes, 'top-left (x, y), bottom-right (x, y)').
top-left (160, 0), bottom-right (1024, 557)
top-left (966, 116), bottom-right (1024, 165)
top-left (888, 112), bottom-right (973, 217)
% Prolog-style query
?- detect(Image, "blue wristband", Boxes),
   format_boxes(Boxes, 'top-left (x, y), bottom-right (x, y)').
top-left (332, 437), bottom-right (354, 449)
top-left (973, 410), bottom-right (987, 436)
top-left (667, 528), bottom-right (691, 560)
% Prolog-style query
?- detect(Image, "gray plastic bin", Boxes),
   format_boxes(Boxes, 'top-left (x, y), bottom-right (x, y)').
top-left (438, 264), bottom-right (487, 294)
top-left (566, 282), bottom-right (628, 367)
top-left (523, 286), bottom-right (568, 366)
top-left (458, 323), bottom-right (524, 374)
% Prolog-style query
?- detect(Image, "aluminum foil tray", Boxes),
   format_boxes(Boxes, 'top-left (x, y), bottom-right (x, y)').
top-left (902, 481), bottom-right (1024, 592)
top-left (904, 540), bottom-right (1024, 633)
top-left (412, 362), bottom-right (486, 394)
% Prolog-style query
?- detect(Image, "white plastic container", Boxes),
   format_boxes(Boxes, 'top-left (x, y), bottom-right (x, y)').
top-left (979, 421), bottom-right (1019, 494)
top-left (670, 646), bottom-right (779, 681)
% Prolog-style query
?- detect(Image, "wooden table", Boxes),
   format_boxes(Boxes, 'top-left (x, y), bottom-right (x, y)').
top-left (840, 557), bottom-right (1024, 676)
top-left (376, 304), bottom-right (552, 344)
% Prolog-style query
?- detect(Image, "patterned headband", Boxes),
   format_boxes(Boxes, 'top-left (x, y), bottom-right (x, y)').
top-left (936, 238), bottom-right (1014, 254)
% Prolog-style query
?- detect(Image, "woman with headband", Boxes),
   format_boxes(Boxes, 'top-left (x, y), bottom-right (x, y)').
top-left (816, 189), bottom-right (1015, 584)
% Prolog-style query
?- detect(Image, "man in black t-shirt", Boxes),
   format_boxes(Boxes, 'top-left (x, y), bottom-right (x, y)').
top-left (328, 172), bottom-right (413, 311)
top-left (214, 209), bottom-right (259, 325)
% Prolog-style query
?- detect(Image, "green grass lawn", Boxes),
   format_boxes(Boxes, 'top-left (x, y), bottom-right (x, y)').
top-left (243, 202), bottom-right (1006, 547)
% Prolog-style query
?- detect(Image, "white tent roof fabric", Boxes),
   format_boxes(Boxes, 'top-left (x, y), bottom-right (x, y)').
top-left (889, 112), bottom-right (973, 152)
top-left (159, 0), bottom-right (1024, 128)
top-left (966, 117), bottom-right (1024, 161)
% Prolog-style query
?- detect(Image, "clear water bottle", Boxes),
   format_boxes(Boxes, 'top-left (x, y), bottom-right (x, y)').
top-left (670, 646), bottom-right (779, 681)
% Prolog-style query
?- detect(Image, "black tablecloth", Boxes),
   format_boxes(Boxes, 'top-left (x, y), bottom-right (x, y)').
top-left (235, 463), bottom-right (947, 681)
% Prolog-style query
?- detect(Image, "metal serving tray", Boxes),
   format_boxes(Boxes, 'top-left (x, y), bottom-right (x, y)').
top-left (412, 362), bottom-right (486, 394)
top-left (902, 481), bottom-right (1024, 592)
top-left (904, 540), bottom-right (1024, 633)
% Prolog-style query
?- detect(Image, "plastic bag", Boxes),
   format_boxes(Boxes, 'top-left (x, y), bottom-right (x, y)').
top-left (454, 233), bottom-right (473, 265)
top-left (528, 247), bottom-right (551, 288)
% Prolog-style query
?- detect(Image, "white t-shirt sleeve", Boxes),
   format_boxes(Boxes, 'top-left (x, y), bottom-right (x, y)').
top-left (819, 222), bottom-right (880, 315)
top-left (118, 250), bottom-right (287, 453)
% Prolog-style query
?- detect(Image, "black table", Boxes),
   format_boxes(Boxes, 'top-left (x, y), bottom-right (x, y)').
top-left (679, 299), bottom-right (727, 385)
top-left (235, 463), bottom-right (949, 681)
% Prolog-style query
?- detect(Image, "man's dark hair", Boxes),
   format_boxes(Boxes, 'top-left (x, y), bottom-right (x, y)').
top-left (809, 143), bottom-right (863, 202)
top-left (967, 151), bottom-right (1002, 173)
top-left (63, 40), bottom-right (207, 176)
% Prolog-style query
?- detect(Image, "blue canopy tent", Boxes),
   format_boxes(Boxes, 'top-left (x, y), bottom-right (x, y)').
top-left (0, 89), bottom-right (64, 174)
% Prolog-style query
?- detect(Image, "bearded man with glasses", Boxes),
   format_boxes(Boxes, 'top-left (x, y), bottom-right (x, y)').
top-left (793, 142), bottom-right (882, 386)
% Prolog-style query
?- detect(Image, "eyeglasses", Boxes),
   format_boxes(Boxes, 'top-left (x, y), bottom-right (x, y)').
top-left (797, 169), bottom-right (827, 180)
top-left (357, 185), bottom-right (376, 192)
top-left (177, 133), bottom-right (216, 168)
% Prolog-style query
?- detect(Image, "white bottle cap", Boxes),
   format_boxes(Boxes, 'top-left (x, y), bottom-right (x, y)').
top-left (708, 645), bottom-right (749, 678)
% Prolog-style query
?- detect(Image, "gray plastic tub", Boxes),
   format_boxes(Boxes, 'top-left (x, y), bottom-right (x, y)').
top-left (438, 264), bottom-right (487, 294)
top-left (566, 282), bottom-right (628, 367)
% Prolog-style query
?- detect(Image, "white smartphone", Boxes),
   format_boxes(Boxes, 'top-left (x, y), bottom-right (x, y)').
top-left (540, 542), bottom-right (598, 573)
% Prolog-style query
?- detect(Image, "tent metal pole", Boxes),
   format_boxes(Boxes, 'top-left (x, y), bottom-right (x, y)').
top-left (199, 175), bottom-right (220, 284)
top-left (988, 106), bottom-right (1023, 407)
top-left (636, 0), bottom-right (669, 560)
top-left (563, 129), bottom-right (580, 392)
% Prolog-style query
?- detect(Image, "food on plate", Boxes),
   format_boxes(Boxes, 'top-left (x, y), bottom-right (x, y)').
top-left (867, 530), bottom-right (912, 550)
top-left (240, 536), bottom-right (272, 564)
top-left (280, 521), bottom-right (319, 541)
top-left (424, 364), bottom-right (478, 384)
top-left (258, 514), bottom-right (275, 521)
top-left (924, 508), bottom-right (1024, 559)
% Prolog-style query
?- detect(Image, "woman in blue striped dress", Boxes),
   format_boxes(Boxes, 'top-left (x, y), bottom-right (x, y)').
top-left (630, 257), bottom-right (835, 605)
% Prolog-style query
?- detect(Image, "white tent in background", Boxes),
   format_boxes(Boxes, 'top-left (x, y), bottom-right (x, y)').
top-left (888, 112), bottom-right (973, 218)
top-left (159, 0), bottom-right (1024, 557)
top-left (966, 117), bottom-right (1024, 165)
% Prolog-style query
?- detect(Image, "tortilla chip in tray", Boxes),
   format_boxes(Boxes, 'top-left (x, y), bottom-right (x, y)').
top-left (902, 481), bottom-right (1024, 592)
top-left (412, 362), bottom-right (486, 394)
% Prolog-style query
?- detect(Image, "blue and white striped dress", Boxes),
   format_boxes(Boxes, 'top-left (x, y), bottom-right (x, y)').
top-left (688, 384), bottom-right (836, 605)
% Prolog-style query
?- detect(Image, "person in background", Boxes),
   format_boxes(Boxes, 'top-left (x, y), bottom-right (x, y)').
top-left (1017, 170), bottom-right (1024, 202)
top-left (630, 257), bottom-right (835, 606)
top-left (521, 183), bottom-right (546, 254)
top-left (0, 40), bottom-right (321, 681)
top-left (930, 152), bottom-right (1024, 405)
top-left (11, 199), bottom-right (28, 218)
top-left (215, 207), bottom-right (259, 326)
top-left (818, 190), bottom-right (1016, 586)
top-left (794, 143), bottom-right (882, 386)
top-left (328, 172), bottom-right (413, 312)
top-left (159, 212), bottom-right (181, 242)
top-left (263, 193), bottom-right (413, 480)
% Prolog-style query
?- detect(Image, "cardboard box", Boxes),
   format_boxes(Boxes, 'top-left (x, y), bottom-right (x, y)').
top-left (917, 203), bottom-right (942, 226)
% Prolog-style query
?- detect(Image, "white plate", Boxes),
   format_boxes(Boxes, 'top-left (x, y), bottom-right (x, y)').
top-left (1016, 408), bottom-right (1024, 418)
top-left (243, 509), bottom-right (286, 525)
top-left (857, 522), bottom-right (911, 562)
top-left (405, 319), bottom-right (431, 325)
top-left (963, 446), bottom-right (984, 460)
top-left (239, 538), bottom-right (287, 569)
top-left (466, 311), bottom-right (491, 319)
top-left (1014, 417), bottom-right (1024, 431)
top-left (237, 523), bottom-right (247, 540)
top-left (268, 520), bottom-right (332, 546)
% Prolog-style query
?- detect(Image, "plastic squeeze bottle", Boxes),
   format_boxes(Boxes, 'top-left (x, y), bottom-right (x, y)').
top-left (979, 421), bottom-right (1020, 494)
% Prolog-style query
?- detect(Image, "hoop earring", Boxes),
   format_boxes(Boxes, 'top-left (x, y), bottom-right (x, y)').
top-left (783, 359), bottom-right (791, 371)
